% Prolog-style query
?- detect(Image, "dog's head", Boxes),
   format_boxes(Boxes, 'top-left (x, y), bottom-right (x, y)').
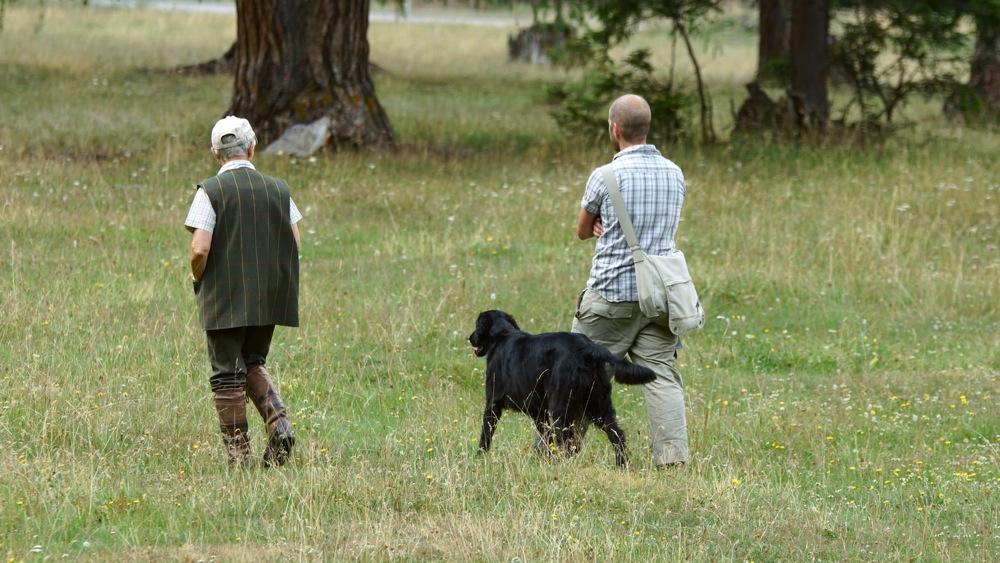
top-left (468, 310), bottom-right (520, 357)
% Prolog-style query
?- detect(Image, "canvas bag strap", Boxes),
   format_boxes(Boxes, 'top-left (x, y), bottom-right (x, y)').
top-left (600, 164), bottom-right (646, 264)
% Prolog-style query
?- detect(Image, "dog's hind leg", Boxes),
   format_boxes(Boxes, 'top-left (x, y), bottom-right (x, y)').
top-left (531, 414), bottom-right (554, 455)
top-left (562, 424), bottom-right (585, 457)
top-left (549, 413), bottom-right (585, 458)
top-left (592, 413), bottom-right (629, 468)
top-left (546, 396), bottom-right (570, 450)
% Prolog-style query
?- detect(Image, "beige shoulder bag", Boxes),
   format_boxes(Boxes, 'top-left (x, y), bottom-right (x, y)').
top-left (600, 164), bottom-right (705, 335)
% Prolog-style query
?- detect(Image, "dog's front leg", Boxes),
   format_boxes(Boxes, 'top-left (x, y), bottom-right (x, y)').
top-left (478, 403), bottom-right (502, 453)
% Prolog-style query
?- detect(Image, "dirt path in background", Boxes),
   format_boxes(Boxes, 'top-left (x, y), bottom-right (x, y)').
top-left (88, 0), bottom-right (523, 27)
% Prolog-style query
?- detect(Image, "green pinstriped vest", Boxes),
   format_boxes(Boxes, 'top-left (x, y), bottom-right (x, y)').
top-left (195, 167), bottom-right (299, 330)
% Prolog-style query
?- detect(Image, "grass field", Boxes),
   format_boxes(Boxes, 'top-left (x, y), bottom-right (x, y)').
top-left (1, 3), bottom-right (998, 561)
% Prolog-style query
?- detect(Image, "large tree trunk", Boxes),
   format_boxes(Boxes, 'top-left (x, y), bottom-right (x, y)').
top-left (789, 0), bottom-right (828, 126)
top-left (229, 0), bottom-right (394, 152)
top-left (733, 0), bottom-right (790, 136)
top-left (758, 0), bottom-right (790, 78)
top-left (969, 19), bottom-right (1000, 113)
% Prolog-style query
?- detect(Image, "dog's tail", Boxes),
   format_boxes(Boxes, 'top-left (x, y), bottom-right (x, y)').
top-left (610, 359), bottom-right (657, 385)
top-left (590, 343), bottom-right (657, 385)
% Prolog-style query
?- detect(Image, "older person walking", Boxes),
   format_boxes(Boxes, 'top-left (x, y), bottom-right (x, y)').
top-left (184, 116), bottom-right (302, 467)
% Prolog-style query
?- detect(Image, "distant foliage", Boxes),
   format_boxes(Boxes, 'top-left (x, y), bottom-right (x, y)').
top-left (831, 1), bottom-right (967, 127)
top-left (538, 0), bottom-right (721, 144)
top-left (546, 49), bottom-right (690, 146)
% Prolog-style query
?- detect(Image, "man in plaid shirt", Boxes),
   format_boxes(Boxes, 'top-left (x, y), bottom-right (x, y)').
top-left (572, 94), bottom-right (689, 469)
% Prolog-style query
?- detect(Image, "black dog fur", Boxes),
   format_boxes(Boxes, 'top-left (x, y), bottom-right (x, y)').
top-left (469, 309), bottom-right (656, 467)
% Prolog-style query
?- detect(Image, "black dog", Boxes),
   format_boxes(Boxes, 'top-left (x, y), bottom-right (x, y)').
top-left (468, 310), bottom-right (656, 467)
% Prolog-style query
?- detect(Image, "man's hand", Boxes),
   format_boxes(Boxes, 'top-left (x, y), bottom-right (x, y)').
top-left (592, 216), bottom-right (604, 238)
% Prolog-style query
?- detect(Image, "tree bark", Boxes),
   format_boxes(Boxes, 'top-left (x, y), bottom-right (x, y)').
top-left (229, 0), bottom-right (394, 151)
top-left (789, 0), bottom-right (828, 125)
top-left (758, 0), bottom-right (790, 75)
top-left (969, 18), bottom-right (1000, 113)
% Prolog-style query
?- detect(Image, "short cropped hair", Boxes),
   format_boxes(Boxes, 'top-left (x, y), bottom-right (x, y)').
top-left (609, 95), bottom-right (651, 143)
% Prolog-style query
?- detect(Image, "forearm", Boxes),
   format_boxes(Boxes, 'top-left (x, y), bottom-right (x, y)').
top-left (576, 209), bottom-right (602, 240)
top-left (189, 229), bottom-right (212, 281)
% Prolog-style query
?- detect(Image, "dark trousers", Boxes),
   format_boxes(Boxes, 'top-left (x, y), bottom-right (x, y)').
top-left (205, 325), bottom-right (276, 391)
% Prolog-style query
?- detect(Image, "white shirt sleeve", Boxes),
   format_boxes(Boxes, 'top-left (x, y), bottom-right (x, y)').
top-left (184, 188), bottom-right (216, 233)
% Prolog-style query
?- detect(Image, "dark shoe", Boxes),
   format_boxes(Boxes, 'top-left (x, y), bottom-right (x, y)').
top-left (263, 418), bottom-right (295, 467)
top-left (245, 365), bottom-right (294, 466)
top-left (212, 387), bottom-right (251, 464)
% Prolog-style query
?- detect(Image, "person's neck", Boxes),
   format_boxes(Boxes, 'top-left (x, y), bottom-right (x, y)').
top-left (618, 138), bottom-right (647, 150)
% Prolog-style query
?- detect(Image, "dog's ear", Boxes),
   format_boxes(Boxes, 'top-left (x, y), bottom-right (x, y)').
top-left (475, 311), bottom-right (492, 341)
top-left (488, 310), bottom-right (519, 339)
top-left (501, 311), bottom-right (520, 330)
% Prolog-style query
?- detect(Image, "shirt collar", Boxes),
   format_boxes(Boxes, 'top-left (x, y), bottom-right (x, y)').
top-left (612, 144), bottom-right (659, 160)
top-left (218, 159), bottom-right (256, 175)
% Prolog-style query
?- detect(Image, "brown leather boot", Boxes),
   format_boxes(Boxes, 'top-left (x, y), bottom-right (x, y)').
top-left (212, 387), bottom-right (251, 464)
top-left (245, 364), bottom-right (294, 467)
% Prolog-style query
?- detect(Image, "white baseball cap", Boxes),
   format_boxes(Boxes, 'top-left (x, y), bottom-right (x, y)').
top-left (211, 116), bottom-right (257, 150)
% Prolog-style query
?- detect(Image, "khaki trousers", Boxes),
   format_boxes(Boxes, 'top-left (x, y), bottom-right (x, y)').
top-left (571, 288), bottom-right (689, 466)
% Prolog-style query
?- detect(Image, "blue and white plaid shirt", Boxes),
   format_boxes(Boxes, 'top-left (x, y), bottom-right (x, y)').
top-left (582, 144), bottom-right (685, 303)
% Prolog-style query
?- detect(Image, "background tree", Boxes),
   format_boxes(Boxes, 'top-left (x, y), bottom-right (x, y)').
top-left (789, 0), bottom-right (829, 126)
top-left (545, 0), bottom-right (722, 144)
top-left (733, 0), bottom-right (826, 136)
top-left (230, 0), bottom-right (394, 152)
top-left (757, 0), bottom-right (791, 83)
top-left (736, 0), bottom-right (979, 136)
top-left (944, 0), bottom-right (1000, 121)
top-left (968, 9), bottom-right (1000, 114)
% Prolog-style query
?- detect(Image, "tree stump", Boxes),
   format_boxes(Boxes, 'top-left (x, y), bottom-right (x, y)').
top-left (733, 82), bottom-right (806, 136)
top-left (508, 23), bottom-right (571, 65)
